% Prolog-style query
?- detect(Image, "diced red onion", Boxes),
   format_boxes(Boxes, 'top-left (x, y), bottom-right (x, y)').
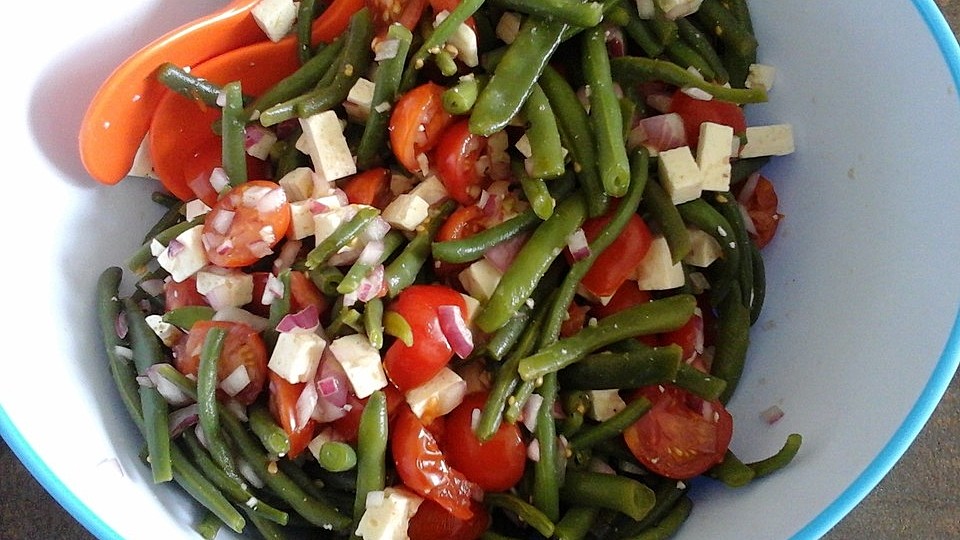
top-left (215, 237), bottom-right (234, 256)
top-left (701, 400), bottom-right (716, 422)
top-left (737, 171), bottom-right (761, 205)
top-left (470, 407), bottom-right (482, 432)
top-left (237, 458), bottom-right (264, 489)
top-left (219, 365), bottom-right (251, 397)
top-left (213, 307), bottom-right (270, 332)
top-left (738, 202), bottom-right (758, 236)
top-left (166, 238), bottom-right (185, 258)
top-left (527, 439), bottom-right (541, 462)
top-left (629, 113), bottom-right (687, 153)
top-left (147, 364), bottom-right (193, 406)
top-left (209, 168), bottom-right (230, 193)
top-left (357, 240), bottom-right (385, 267)
top-left (248, 240), bottom-right (274, 259)
top-left (317, 354), bottom-right (350, 409)
top-left (273, 239), bottom-right (302, 272)
top-left (276, 304), bottom-right (320, 333)
top-left (262, 273), bottom-right (285, 306)
top-left (478, 189), bottom-right (502, 217)
top-left (317, 376), bottom-right (341, 399)
top-left (168, 404), bottom-right (199, 438)
top-left (139, 279), bottom-right (165, 297)
top-left (646, 93), bottom-right (674, 113)
top-left (604, 25), bottom-right (626, 57)
top-left (483, 232), bottom-right (528, 272)
top-left (309, 199), bottom-right (334, 214)
top-left (587, 458), bottom-right (617, 475)
top-left (356, 265), bottom-right (385, 303)
top-left (437, 305), bottom-right (474, 359)
top-left (256, 187), bottom-right (287, 213)
top-left (295, 380), bottom-right (319, 431)
top-left (760, 404), bottom-right (785, 425)
top-left (522, 393), bottom-right (544, 432)
top-left (209, 210), bottom-right (235, 235)
top-left (115, 313), bottom-right (128, 340)
top-left (327, 245), bottom-right (361, 266)
top-left (241, 184), bottom-right (273, 207)
top-left (362, 217), bottom-right (391, 243)
top-left (566, 228), bottom-right (591, 261)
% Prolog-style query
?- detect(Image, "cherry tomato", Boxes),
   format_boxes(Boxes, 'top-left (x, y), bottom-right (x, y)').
top-left (589, 280), bottom-right (653, 319)
top-left (408, 498), bottom-right (490, 540)
top-left (560, 301), bottom-right (590, 338)
top-left (669, 90), bottom-right (747, 149)
top-left (201, 180), bottom-right (291, 267)
top-left (576, 212), bottom-right (653, 298)
top-left (659, 310), bottom-right (703, 361)
top-left (434, 205), bottom-right (486, 280)
top-left (289, 270), bottom-right (330, 315)
top-left (392, 405), bottom-right (479, 520)
top-left (164, 276), bottom-right (208, 311)
top-left (367, 0), bottom-right (428, 35)
top-left (737, 175), bottom-right (782, 248)
top-left (330, 386), bottom-right (404, 442)
top-left (440, 392), bottom-right (526, 492)
top-left (179, 138), bottom-right (272, 207)
top-left (383, 285), bottom-right (467, 392)
top-left (267, 372), bottom-right (316, 458)
top-left (623, 385), bottom-right (733, 479)
top-left (390, 83), bottom-right (455, 174)
top-left (341, 167), bottom-right (393, 209)
top-left (433, 120), bottom-right (489, 205)
top-left (174, 321), bottom-right (268, 406)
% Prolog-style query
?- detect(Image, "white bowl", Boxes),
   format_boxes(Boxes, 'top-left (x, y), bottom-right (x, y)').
top-left (1, 1), bottom-right (958, 538)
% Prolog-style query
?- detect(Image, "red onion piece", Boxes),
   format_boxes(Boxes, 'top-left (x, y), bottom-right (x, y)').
top-left (166, 238), bottom-right (185, 258)
top-left (437, 305), bottom-right (474, 359)
top-left (209, 168), bottom-right (230, 193)
top-left (760, 405), bottom-right (785, 425)
top-left (357, 240), bottom-right (386, 267)
top-left (168, 404), bottom-right (200, 438)
top-left (147, 364), bottom-right (194, 406)
top-left (262, 273), bottom-right (285, 306)
top-left (273, 239), bottom-right (302, 272)
top-left (256, 187), bottom-right (287, 213)
top-left (247, 240), bottom-right (274, 259)
top-left (522, 393), bottom-right (544, 432)
top-left (276, 304), bottom-right (320, 333)
top-left (356, 265), bottom-right (385, 303)
top-left (295, 380), bottom-right (319, 431)
top-left (629, 113), bottom-right (687, 153)
top-left (115, 312), bottom-right (128, 340)
top-left (566, 228), bottom-right (591, 261)
top-left (604, 25), bottom-right (626, 57)
top-left (219, 365), bottom-right (251, 397)
top-left (738, 202), bottom-right (758, 236)
top-left (362, 216), bottom-right (391, 243)
top-left (484, 232), bottom-right (528, 272)
top-left (527, 439), bottom-right (541, 462)
top-left (316, 354), bottom-right (350, 408)
top-left (737, 171), bottom-right (761, 205)
top-left (209, 210), bottom-right (235, 235)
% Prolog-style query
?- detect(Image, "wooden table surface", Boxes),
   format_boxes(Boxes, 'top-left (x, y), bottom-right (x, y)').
top-left (2, 2), bottom-right (959, 539)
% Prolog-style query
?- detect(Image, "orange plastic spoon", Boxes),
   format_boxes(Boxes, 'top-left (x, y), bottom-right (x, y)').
top-left (79, 0), bottom-right (267, 186)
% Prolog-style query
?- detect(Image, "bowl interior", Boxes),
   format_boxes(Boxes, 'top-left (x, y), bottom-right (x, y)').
top-left (2, 1), bottom-right (959, 539)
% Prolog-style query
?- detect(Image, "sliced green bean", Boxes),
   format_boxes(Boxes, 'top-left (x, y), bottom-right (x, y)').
top-left (442, 74), bottom-right (483, 115)
top-left (674, 362), bottom-right (728, 401)
top-left (610, 56), bottom-right (767, 104)
top-left (384, 200), bottom-right (457, 295)
top-left (220, 81), bottom-right (248, 186)
top-left (96, 268), bottom-right (144, 430)
top-left (554, 506), bottom-right (599, 540)
top-left (583, 25), bottom-right (630, 197)
top-left (169, 446), bottom-right (246, 534)
top-left (485, 492), bottom-right (556, 538)
top-left (712, 283), bottom-right (750, 403)
top-left (522, 82), bottom-right (566, 180)
top-left (708, 450), bottom-right (756, 487)
top-left (305, 206), bottom-right (380, 269)
top-left (318, 441), bottom-right (357, 472)
top-left (248, 403), bottom-right (291, 458)
top-left (560, 469), bottom-right (655, 521)
top-left (568, 397), bottom-right (651, 451)
top-left (623, 496), bottom-right (692, 540)
top-left (748, 433), bottom-right (802, 478)
top-left (156, 63), bottom-right (224, 107)
top-left (356, 22), bottom-right (413, 169)
top-left (641, 179), bottom-right (691, 264)
top-left (383, 311), bottom-right (414, 346)
top-left (197, 327), bottom-right (239, 481)
top-left (676, 17), bottom-right (729, 84)
top-left (354, 390), bottom-right (388, 529)
top-left (246, 37), bottom-right (345, 117)
top-left (666, 39), bottom-right (717, 83)
top-left (363, 296), bottom-right (385, 349)
top-left (532, 372), bottom-right (561, 521)
top-left (194, 511), bottom-right (223, 540)
top-left (558, 346), bottom-right (682, 391)
top-left (491, 0), bottom-right (602, 27)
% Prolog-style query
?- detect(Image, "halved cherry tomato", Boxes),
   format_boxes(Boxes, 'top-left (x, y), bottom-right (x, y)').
top-left (268, 372), bottom-right (316, 458)
top-left (179, 138), bottom-right (273, 207)
top-left (164, 276), bottom-right (208, 311)
top-left (440, 392), bottom-right (526, 492)
top-left (382, 285), bottom-right (467, 391)
top-left (576, 212), bottom-right (654, 298)
top-left (408, 498), bottom-right (490, 540)
top-left (392, 405), bottom-right (479, 520)
top-left (737, 175), bottom-right (782, 249)
top-left (201, 180), bottom-right (291, 267)
top-left (590, 280), bottom-right (653, 319)
top-left (289, 270), bottom-right (330, 315)
top-left (434, 120), bottom-right (489, 205)
top-left (669, 90), bottom-right (747, 149)
top-left (367, 0), bottom-right (428, 35)
top-left (173, 320), bottom-right (268, 406)
top-left (341, 167), bottom-right (393, 208)
top-left (390, 82), bottom-right (455, 174)
top-left (623, 385), bottom-right (733, 479)
top-left (560, 301), bottom-right (590, 338)
top-left (659, 310), bottom-right (703, 361)
top-left (434, 205), bottom-right (486, 281)
top-left (329, 386), bottom-right (404, 442)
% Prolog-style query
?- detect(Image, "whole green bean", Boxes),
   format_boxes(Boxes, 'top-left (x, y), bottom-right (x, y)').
top-left (384, 200), bottom-right (457, 295)
top-left (712, 283), bottom-right (750, 403)
top-left (748, 433), bottom-right (802, 478)
top-left (641, 179), bottom-right (691, 264)
top-left (194, 511), bottom-right (223, 540)
top-left (521, 175), bottom-right (556, 220)
top-left (401, 0), bottom-right (485, 90)
top-left (622, 496), bottom-right (692, 540)
top-left (469, 16), bottom-right (567, 136)
top-left (246, 37), bottom-right (345, 117)
top-left (248, 403), bottom-right (291, 458)
top-left (491, 0), bottom-right (602, 27)
top-left (521, 82), bottom-right (566, 180)
top-left (568, 397), bottom-right (651, 451)
top-left (142, 201), bottom-right (185, 244)
top-left (558, 346), bottom-right (682, 391)
top-left (519, 295), bottom-right (697, 382)
top-left (695, 0), bottom-right (758, 59)
top-left (485, 492), bottom-right (556, 538)
top-left (121, 298), bottom-right (173, 483)
top-left (676, 17), bottom-right (729, 84)
top-left (96, 268), bottom-right (144, 429)
top-left (646, 8), bottom-right (678, 46)
top-left (674, 362), bottom-right (728, 401)
top-left (297, 0), bottom-right (319, 63)
top-left (169, 446), bottom-right (246, 533)
top-left (554, 506), bottom-right (599, 540)
top-left (474, 193), bottom-right (587, 333)
top-left (220, 81), bottom-right (248, 186)
top-left (583, 26), bottom-right (631, 197)
top-left (197, 327), bottom-right (239, 481)
top-left (532, 372), bottom-right (561, 521)
top-left (156, 63), bottom-right (224, 106)
top-left (363, 296), bottom-right (385, 349)
top-left (613, 478), bottom-right (687, 537)
top-left (305, 206), bottom-right (380, 269)
top-left (713, 191), bottom-right (754, 308)
top-left (354, 390), bottom-right (388, 529)
top-left (610, 56), bottom-right (767, 104)
top-left (708, 450), bottom-right (756, 487)
top-left (442, 74), bottom-right (483, 115)
top-left (561, 469), bottom-right (655, 521)
top-left (666, 39), bottom-right (718, 82)
top-left (623, 11), bottom-right (665, 57)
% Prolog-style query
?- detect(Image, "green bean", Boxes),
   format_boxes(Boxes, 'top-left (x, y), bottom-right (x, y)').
top-left (712, 191), bottom-right (753, 309)
top-left (354, 390), bottom-right (388, 529)
top-left (554, 506), bottom-right (599, 540)
top-left (647, 8), bottom-right (678, 46)
top-left (127, 216), bottom-right (204, 274)
top-left (277, 459), bottom-right (327, 500)
top-left (708, 450), bottom-right (755, 487)
top-left (474, 194), bottom-right (587, 333)
top-left (297, 0), bottom-right (319, 63)
top-left (677, 197), bottom-right (740, 303)
top-left (363, 296), bottom-right (385, 349)
top-left (485, 493), bottom-right (556, 538)
top-left (623, 12), bottom-right (665, 57)
top-left (485, 303), bottom-right (532, 361)
top-left (96, 269), bottom-right (144, 429)
top-left (504, 379), bottom-right (536, 425)
top-left (558, 346), bottom-right (682, 391)
top-left (712, 283), bottom-right (750, 403)
top-left (431, 173), bottom-right (575, 264)
top-left (749, 240), bottom-right (766, 324)
top-left (610, 56), bottom-right (767, 104)
top-left (152, 190), bottom-right (181, 208)
top-left (169, 446), bottom-right (246, 533)
top-left (383, 311), bottom-right (414, 346)
top-left (442, 74), bottom-right (483, 115)
top-left (559, 390), bottom-right (591, 437)
top-left (121, 298), bottom-right (173, 483)
top-left (243, 507), bottom-right (287, 540)
top-left (665, 39), bottom-right (717, 82)
top-left (582, 25), bottom-right (630, 197)
top-left (339, 230), bottom-right (405, 294)
top-left (246, 38), bottom-right (345, 117)
top-left (309, 265), bottom-right (344, 296)
top-left (401, 0), bottom-right (485, 90)
top-left (197, 327), bottom-right (240, 481)
top-left (641, 179), bottom-right (691, 264)
top-left (194, 511), bottom-right (223, 540)
top-left (748, 433), bottom-right (803, 478)
top-left (569, 397), bottom-right (651, 451)
top-left (469, 16), bottom-right (567, 136)
top-left (731, 156), bottom-right (769, 183)
top-left (384, 200), bottom-right (457, 295)
top-left (519, 294), bottom-right (696, 382)
top-left (560, 469), bottom-right (655, 521)
top-left (521, 175), bottom-right (556, 220)
top-left (623, 496), bottom-right (692, 540)
top-left (142, 201), bottom-right (185, 244)
top-left (695, 0), bottom-right (758, 60)
top-left (676, 17), bottom-right (729, 84)
top-left (521, 82), bottom-right (566, 180)
top-left (248, 403), bottom-right (291, 458)
top-left (156, 63), bottom-right (224, 107)
top-left (674, 362), bottom-right (728, 401)
top-left (305, 206), bottom-right (380, 269)
top-left (612, 478), bottom-right (687, 537)
top-left (318, 441), bottom-right (357, 472)
top-left (356, 22), bottom-right (413, 169)
top-left (532, 372), bottom-right (561, 521)
top-left (539, 65), bottom-right (608, 217)
top-left (162, 306), bottom-right (215, 330)
top-left (220, 81), bottom-right (248, 186)
top-left (491, 0), bottom-right (602, 27)
top-left (325, 305), bottom-right (362, 336)
top-left (433, 48), bottom-right (459, 76)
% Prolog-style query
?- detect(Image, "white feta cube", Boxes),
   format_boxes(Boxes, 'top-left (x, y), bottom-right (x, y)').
top-left (268, 331), bottom-right (327, 384)
top-left (739, 124), bottom-right (795, 158)
top-left (245, 125), bottom-right (278, 160)
top-left (409, 175), bottom-right (449, 204)
top-left (658, 146), bottom-right (702, 204)
top-left (314, 208), bottom-right (346, 244)
top-left (382, 194), bottom-right (429, 231)
top-left (195, 268), bottom-right (254, 310)
top-left (460, 294), bottom-right (481, 323)
top-left (278, 167), bottom-right (317, 202)
top-left (684, 227), bottom-right (723, 267)
top-left (458, 259), bottom-right (503, 302)
top-left (656, 0), bottom-right (704, 20)
top-left (405, 367), bottom-right (467, 422)
top-left (145, 314), bottom-right (183, 347)
top-left (355, 488), bottom-right (423, 540)
top-left (128, 135), bottom-right (156, 179)
top-left (184, 199), bottom-right (211, 221)
top-left (329, 334), bottom-right (388, 399)
top-left (288, 200), bottom-right (317, 240)
top-left (745, 63), bottom-right (776, 91)
top-left (434, 11), bottom-right (479, 67)
top-left (345, 78), bottom-right (376, 121)
top-left (636, 236), bottom-right (685, 290)
top-left (495, 12), bottom-right (522, 44)
top-left (252, 0), bottom-right (298, 42)
top-left (299, 111), bottom-right (357, 182)
top-left (696, 122), bottom-right (734, 192)
top-left (157, 225), bottom-right (208, 282)
top-left (588, 389), bottom-right (626, 421)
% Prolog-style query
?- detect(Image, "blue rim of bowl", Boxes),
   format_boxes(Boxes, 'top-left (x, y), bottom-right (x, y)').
top-left (1, 2), bottom-right (959, 539)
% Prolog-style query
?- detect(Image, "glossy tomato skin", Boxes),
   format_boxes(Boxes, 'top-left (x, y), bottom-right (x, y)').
top-left (174, 320), bottom-right (268, 406)
top-left (737, 175), bottom-right (782, 248)
top-left (433, 120), bottom-right (489, 205)
top-left (383, 285), bottom-right (467, 391)
top-left (669, 91), bottom-right (747, 148)
top-left (434, 205), bottom-right (486, 281)
top-left (329, 385), bottom-right (404, 442)
top-left (440, 392), bottom-right (526, 492)
top-left (577, 212), bottom-right (654, 298)
top-left (164, 276), bottom-right (208, 311)
top-left (341, 167), bottom-right (393, 209)
top-left (390, 83), bottom-right (455, 174)
top-left (659, 310), bottom-right (704, 361)
top-left (201, 180), bottom-right (291, 267)
top-left (408, 498), bottom-right (490, 540)
top-left (267, 372), bottom-right (316, 458)
top-left (392, 405), bottom-right (479, 520)
top-left (623, 385), bottom-right (733, 479)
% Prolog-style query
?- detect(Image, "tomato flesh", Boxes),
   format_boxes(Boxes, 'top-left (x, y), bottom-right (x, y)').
top-left (390, 82), bottom-right (455, 174)
top-left (164, 276), bottom-right (208, 311)
top-left (174, 320), bottom-right (268, 406)
top-left (268, 372), bottom-right (316, 458)
top-left (433, 120), bottom-right (489, 205)
top-left (201, 180), bottom-right (291, 267)
top-left (669, 91), bottom-right (746, 149)
top-left (737, 175), bottom-right (782, 248)
top-left (408, 498), bottom-right (489, 540)
top-left (577, 212), bottom-right (654, 298)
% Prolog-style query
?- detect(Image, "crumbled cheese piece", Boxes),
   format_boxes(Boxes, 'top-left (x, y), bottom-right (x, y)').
top-left (458, 259), bottom-right (503, 302)
top-left (245, 126), bottom-right (278, 160)
top-left (515, 134), bottom-right (533, 158)
top-left (299, 111), bottom-right (357, 182)
top-left (195, 268), bottom-right (254, 310)
top-left (408, 175), bottom-right (449, 204)
top-left (157, 225), bottom-right (208, 282)
top-left (745, 63), bottom-right (776, 91)
top-left (128, 135), bottom-right (156, 178)
top-left (268, 331), bottom-right (327, 384)
top-left (658, 146), bottom-right (702, 204)
top-left (739, 124), bottom-right (795, 158)
top-left (382, 194), bottom-right (429, 231)
top-left (345, 78), bottom-right (376, 121)
top-left (684, 227), bottom-right (723, 267)
top-left (588, 389), bottom-right (627, 421)
top-left (288, 200), bottom-right (317, 240)
top-left (355, 487), bottom-right (423, 540)
top-left (278, 167), bottom-right (316, 202)
top-left (184, 199), bottom-right (211, 221)
top-left (495, 12), bottom-right (522, 44)
top-left (459, 294), bottom-right (481, 323)
top-left (145, 314), bottom-right (183, 347)
top-left (697, 122), bottom-right (735, 192)
top-left (405, 367), bottom-right (467, 422)
top-left (434, 11), bottom-right (479, 67)
top-left (329, 334), bottom-right (388, 399)
top-left (636, 236), bottom-right (685, 290)
top-left (252, 0), bottom-right (298, 42)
